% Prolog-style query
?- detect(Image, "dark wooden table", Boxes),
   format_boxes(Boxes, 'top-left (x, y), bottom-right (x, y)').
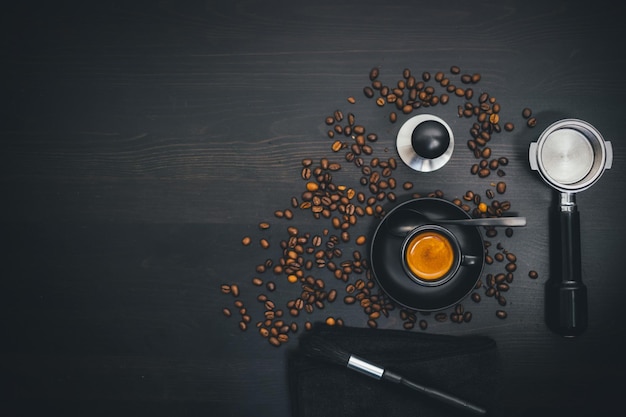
top-left (2, 1), bottom-right (625, 416)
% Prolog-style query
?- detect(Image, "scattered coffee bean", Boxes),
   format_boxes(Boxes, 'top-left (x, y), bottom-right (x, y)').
top-left (529, 270), bottom-right (539, 279)
top-left (435, 312), bottom-right (448, 322)
top-left (496, 310), bottom-right (508, 319)
top-left (478, 168), bottom-right (491, 178)
top-left (522, 108), bottom-right (532, 118)
top-left (369, 67), bottom-right (379, 81)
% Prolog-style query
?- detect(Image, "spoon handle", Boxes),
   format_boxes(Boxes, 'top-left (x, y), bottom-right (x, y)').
top-left (439, 217), bottom-right (527, 227)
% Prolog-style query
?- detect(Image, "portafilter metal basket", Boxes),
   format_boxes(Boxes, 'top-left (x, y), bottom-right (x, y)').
top-left (529, 119), bottom-right (613, 337)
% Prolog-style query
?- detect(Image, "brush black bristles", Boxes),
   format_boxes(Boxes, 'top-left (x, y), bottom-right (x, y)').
top-left (300, 335), bottom-right (351, 366)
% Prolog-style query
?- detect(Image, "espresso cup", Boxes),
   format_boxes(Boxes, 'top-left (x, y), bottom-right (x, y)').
top-left (401, 224), bottom-right (479, 287)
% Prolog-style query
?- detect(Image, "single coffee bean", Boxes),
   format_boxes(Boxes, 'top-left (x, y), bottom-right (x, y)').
top-left (369, 67), bottom-right (379, 81)
top-left (527, 117), bottom-right (537, 127)
top-left (268, 336), bottom-right (281, 347)
top-left (496, 182), bottom-right (506, 194)
top-left (529, 270), bottom-right (539, 279)
top-left (505, 262), bottom-right (517, 272)
top-left (522, 107), bottom-right (532, 118)
top-left (230, 284), bottom-right (240, 297)
top-left (363, 86), bottom-right (374, 98)
top-left (419, 319), bottom-right (428, 330)
top-left (504, 122), bottom-right (514, 131)
top-left (478, 168), bottom-right (490, 178)
top-left (471, 292), bottom-right (481, 303)
top-left (242, 236), bottom-right (251, 246)
top-left (433, 312), bottom-right (446, 322)
top-left (496, 310), bottom-right (507, 319)
top-left (455, 303), bottom-right (464, 315)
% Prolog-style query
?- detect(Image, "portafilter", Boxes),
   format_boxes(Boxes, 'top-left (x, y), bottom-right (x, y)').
top-left (529, 119), bottom-right (613, 337)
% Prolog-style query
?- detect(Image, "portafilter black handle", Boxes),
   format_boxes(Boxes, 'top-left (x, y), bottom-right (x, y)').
top-left (545, 194), bottom-right (587, 337)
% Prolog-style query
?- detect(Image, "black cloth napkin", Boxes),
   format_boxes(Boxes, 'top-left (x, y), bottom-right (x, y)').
top-left (289, 324), bottom-right (501, 417)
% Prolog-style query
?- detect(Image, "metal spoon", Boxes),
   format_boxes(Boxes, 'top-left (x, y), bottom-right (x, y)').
top-left (387, 209), bottom-right (527, 237)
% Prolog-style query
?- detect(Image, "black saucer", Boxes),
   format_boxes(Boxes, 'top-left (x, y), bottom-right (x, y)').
top-left (370, 198), bottom-right (484, 311)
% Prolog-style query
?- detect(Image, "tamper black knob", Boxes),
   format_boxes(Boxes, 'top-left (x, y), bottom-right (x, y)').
top-left (411, 120), bottom-right (450, 159)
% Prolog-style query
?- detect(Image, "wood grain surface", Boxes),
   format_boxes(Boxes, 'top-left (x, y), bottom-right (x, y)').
top-left (2, 1), bottom-right (626, 416)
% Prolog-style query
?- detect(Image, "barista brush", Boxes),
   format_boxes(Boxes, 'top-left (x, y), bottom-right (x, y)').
top-left (301, 334), bottom-right (486, 416)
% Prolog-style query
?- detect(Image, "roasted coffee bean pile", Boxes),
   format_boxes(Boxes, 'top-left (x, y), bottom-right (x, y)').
top-left (220, 65), bottom-right (540, 347)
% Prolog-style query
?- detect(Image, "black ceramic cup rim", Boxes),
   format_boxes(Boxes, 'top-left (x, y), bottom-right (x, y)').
top-left (401, 224), bottom-right (462, 287)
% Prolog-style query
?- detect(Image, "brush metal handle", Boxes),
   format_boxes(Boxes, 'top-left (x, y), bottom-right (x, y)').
top-left (347, 355), bottom-right (384, 379)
